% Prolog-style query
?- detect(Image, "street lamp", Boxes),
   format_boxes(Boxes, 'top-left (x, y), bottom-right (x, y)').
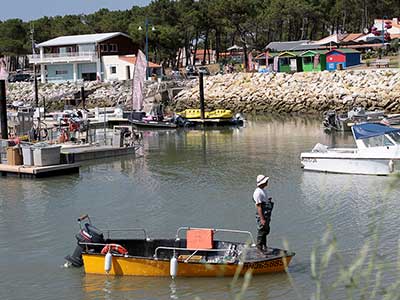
top-left (382, 16), bottom-right (388, 49)
top-left (138, 18), bottom-right (156, 80)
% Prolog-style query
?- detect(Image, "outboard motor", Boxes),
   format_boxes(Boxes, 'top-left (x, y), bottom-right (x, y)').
top-left (323, 111), bottom-right (339, 131)
top-left (234, 113), bottom-right (245, 126)
top-left (65, 214), bottom-right (105, 267)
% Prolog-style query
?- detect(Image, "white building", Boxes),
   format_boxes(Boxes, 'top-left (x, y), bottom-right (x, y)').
top-left (28, 32), bottom-right (137, 83)
top-left (102, 55), bottom-right (162, 81)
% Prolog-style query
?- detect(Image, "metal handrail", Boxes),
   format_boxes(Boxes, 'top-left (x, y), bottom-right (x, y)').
top-left (175, 227), bottom-right (256, 245)
top-left (76, 243), bottom-right (237, 262)
top-left (104, 228), bottom-right (150, 241)
top-left (154, 246), bottom-right (234, 260)
top-left (29, 51), bottom-right (96, 59)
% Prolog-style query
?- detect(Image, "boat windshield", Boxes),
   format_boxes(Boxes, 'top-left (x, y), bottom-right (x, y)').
top-left (362, 135), bottom-right (394, 147)
top-left (387, 132), bottom-right (400, 144)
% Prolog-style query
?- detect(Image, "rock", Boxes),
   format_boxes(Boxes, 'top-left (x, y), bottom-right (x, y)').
top-left (7, 69), bottom-right (400, 115)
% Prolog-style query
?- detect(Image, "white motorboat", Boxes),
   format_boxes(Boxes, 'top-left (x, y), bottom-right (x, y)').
top-left (301, 123), bottom-right (400, 175)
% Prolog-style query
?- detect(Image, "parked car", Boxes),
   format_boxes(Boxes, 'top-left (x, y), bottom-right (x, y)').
top-left (185, 65), bottom-right (198, 77)
top-left (8, 73), bottom-right (32, 82)
top-left (198, 66), bottom-right (210, 75)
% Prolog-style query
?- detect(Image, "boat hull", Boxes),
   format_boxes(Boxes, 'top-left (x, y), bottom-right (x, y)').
top-left (301, 155), bottom-right (395, 175)
top-left (130, 119), bottom-right (177, 128)
top-left (82, 254), bottom-right (293, 277)
top-left (178, 109), bottom-right (234, 119)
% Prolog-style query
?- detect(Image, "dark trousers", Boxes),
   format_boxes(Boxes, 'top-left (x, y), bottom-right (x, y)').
top-left (256, 216), bottom-right (270, 249)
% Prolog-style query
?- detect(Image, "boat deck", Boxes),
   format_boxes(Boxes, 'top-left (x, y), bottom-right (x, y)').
top-left (0, 163), bottom-right (80, 178)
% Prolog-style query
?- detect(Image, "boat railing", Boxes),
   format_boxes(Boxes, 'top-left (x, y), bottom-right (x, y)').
top-left (77, 242), bottom-right (237, 262)
top-left (330, 148), bottom-right (357, 153)
top-left (175, 227), bottom-right (256, 246)
top-left (153, 246), bottom-right (235, 261)
top-left (104, 228), bottom-right (151, 241)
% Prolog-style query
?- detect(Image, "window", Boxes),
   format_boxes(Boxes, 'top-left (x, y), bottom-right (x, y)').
top-left (110, 66), bottom-right (117, 74)
top-left (109, 44), bottom-right (118, 52)
top-left (363, 135), bottom-right (394, 147)
top-left (280, 57), bottom-right (290, 66)
top-left (100, 44), bottom-right (118, 52)
top-left (56, 70), bottom-right (68, 75)
top-left (388, 132), bottom-right (400, 144)
top-left (303, 56), bottom-right (313, 64)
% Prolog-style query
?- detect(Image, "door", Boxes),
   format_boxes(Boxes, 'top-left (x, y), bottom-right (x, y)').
top-left (82, 73), bottom-right (97, 81)
top-left (290, 59), bottom-right (297, 71)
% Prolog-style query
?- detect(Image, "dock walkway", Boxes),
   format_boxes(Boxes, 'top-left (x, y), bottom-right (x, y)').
top-left (0, 163), bottom-right (80, 178)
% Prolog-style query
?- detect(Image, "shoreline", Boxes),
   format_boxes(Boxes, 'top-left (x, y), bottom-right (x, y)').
top-left (5, 69), bottom-right (400, 115)
top-left (172, 69), bottom-right (400, 114)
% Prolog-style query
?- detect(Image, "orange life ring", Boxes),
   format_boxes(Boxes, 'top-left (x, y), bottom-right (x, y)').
top-left (101, 244), bottom-right (128, 255)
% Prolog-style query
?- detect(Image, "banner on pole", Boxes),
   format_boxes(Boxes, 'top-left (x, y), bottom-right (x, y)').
top-left (0, 57), bottom-right (8, 80)
top-left (132, 50), bottom-right (147, 111)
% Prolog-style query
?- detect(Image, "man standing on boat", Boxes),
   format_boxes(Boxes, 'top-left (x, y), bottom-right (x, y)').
top-left (253, 175), bottom-right (274, 252)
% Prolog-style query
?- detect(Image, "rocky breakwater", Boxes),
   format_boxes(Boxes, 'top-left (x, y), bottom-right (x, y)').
top-left (171, 70), bottom-right (400, 114)
top-left (6, 80), bottom-right (192, 111)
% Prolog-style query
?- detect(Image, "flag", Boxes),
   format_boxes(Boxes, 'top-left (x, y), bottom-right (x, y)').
top-left (0, 57), bottom-right (8, 80)
top-left (273, 56), bottom-right (279, 72)
top-left (132, 50), bottom-right (147, 111)
top-left (247, 51), bottom-right (253, 71)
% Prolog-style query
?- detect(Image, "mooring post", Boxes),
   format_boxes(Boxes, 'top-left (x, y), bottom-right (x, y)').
top-left (199, 72), bottom-right (205, 120)
top-left (81, 86), bottom-right (86, 109)
top-left (43, 97), bottom-right (46, 117)
top-left (34, 65), bottom-right (41, 141)
top-left (0, 80), bottom-right (8, 139)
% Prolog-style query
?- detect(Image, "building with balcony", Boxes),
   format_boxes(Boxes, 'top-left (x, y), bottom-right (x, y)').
top-left (29, 32), bottom-right (138, 83)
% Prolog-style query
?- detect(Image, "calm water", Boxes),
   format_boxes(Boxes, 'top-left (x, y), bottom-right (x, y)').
top-left (0, 116), bottom-right (398, 300)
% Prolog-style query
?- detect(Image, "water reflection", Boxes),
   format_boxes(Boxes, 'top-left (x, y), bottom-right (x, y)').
top-left (1, 116), bottom-right (400, 300)
top-left (81, 272), bottom-right (294, 300)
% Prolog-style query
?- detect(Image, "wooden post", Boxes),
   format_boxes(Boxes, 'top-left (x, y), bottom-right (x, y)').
top-left (199, 72), bottom-right (205, 120)
top-left (0, 80), bottom-right (8, 139)
top-left (34, 65), bottom-right (41, 141)
top-left (81, 86), bottom-right (86, 109)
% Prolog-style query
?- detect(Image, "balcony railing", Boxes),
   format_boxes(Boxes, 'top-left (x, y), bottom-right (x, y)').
top-left (28, 51), bottom-right (97, 64)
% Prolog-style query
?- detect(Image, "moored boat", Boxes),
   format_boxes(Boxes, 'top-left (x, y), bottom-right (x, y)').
top-left (323, 107), bottom-right (385, 132)
top-left (129, 118), bottom-right (178, 129)
top-left (65, 215), bottom-right (295, 277)
top-left (177, 109), bottom-right (234, 119)
top-left (301, 123), bottom-right (400, 175)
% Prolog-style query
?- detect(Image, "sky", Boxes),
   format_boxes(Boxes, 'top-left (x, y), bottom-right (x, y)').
top-left (0, 0), bottom-right (150, 21)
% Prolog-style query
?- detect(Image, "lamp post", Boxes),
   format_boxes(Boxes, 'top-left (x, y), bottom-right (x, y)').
top-left (138, 18), bottom-right (155, 80)
top-left (382, 16), bottom-right (388, 49)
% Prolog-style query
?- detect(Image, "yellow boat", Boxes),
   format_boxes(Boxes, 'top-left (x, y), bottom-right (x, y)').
top-left (65, 215), bottom-right (295, 277)
top-left (177, 109), bottom-right (234, 119)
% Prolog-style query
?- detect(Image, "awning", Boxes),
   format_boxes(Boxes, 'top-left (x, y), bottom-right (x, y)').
top-left (352, 123), bottom-right (400, 139)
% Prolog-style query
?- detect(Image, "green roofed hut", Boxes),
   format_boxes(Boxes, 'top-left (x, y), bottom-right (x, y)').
top-left (300, 50), bottom-right (328, 72)
top-left (277, 51), bottom-right (302, 73)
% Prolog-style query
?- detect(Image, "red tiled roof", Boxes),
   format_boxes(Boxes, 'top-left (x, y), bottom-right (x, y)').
top-left (342, 33), bottom-right (365, 42)
top-left (119, 56), bottom-right (161, 68)
top-left (218, 52), bottom-right (243, 57)
top-left (341, 43), bottom-right (384, 49)
top-left (193, 49), bottom-right (214, 55)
